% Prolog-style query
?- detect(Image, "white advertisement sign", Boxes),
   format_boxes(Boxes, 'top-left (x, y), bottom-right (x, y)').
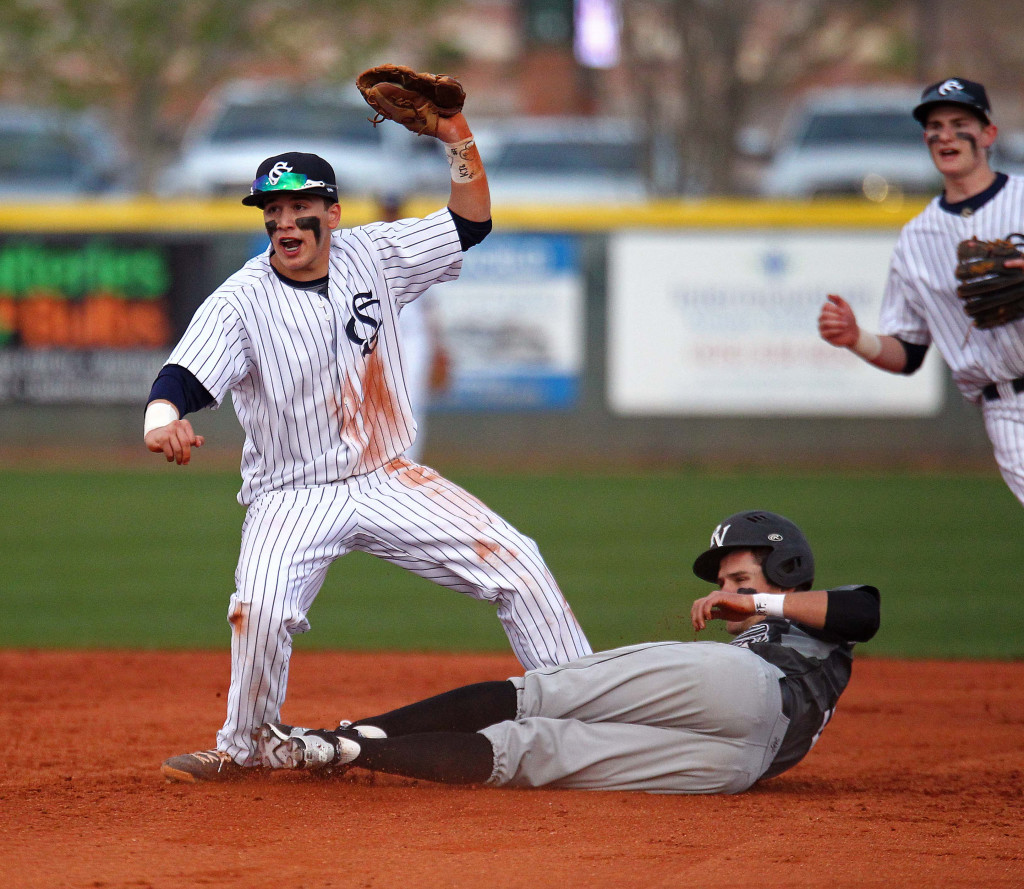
top-left (608, 231), bottom-right (943, 416)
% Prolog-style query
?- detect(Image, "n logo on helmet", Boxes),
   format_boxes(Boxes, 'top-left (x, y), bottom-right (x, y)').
top-left (710, 523), bottom-right (730, 548)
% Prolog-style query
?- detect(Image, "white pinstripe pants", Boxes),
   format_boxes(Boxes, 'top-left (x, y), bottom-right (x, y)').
top-left (982, 394), bottom-right (1024, 506)
top-left (217, 459), bottom-right (592, 762)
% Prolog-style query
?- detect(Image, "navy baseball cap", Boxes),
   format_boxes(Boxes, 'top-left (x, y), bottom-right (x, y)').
top-left (242, 152), bottom-right (339, 206)
top-left (912, 77), bottom-right (991, 126)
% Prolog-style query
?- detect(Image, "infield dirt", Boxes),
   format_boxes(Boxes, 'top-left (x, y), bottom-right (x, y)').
top-left (2, 651), bottom-right (1021, 888)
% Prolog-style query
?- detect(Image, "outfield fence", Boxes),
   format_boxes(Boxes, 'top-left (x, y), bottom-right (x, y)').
top-left (0, 196), bottom-right (995, 471)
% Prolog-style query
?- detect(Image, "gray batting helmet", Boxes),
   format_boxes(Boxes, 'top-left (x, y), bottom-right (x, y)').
top-left (692, 510), bottom-right (815, 590)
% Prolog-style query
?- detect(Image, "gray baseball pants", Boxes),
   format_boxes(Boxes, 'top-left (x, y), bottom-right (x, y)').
top-left (480, 641), bottom-right (789, 794)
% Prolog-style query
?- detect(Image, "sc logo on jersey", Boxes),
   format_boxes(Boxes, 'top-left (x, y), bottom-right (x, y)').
top-left (344, 292), bottom-right (382, 357)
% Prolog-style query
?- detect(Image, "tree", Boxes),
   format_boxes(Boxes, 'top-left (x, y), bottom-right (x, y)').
top-left (620, 0), bottom-right (920, 195)
top-left (0, 0), bottom-right (443, 191)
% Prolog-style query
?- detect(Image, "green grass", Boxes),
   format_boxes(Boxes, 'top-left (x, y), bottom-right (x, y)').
top-left (1, 467), bottom-right (1021, 658)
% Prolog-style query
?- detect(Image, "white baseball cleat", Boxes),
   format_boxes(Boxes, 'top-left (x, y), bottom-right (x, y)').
top-left (255, 723), bottom-right (361, 771)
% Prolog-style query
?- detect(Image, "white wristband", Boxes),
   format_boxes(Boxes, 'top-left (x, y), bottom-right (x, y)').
top-left (752, 593), bottom-right (786, 618)
top-left (852, 329), bottom-right (883, 361)
top-left (444, 137), bottom-right (478, 183)
top-left (144, 401), bottom-right (179, 436)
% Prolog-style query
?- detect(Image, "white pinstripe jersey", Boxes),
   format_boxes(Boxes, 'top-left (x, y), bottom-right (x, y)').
top-left (879, 173), bottom-right (1024, 401)
top-left (167, 208), bottom-right (462, 504)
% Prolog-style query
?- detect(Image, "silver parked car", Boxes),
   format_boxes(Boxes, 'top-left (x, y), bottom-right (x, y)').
top-left (759, 87), bottom-right (941, 200)
top-left (0, 104), bottom-right (127, 197)
top-left (160, 79), bottom-right (444, 199)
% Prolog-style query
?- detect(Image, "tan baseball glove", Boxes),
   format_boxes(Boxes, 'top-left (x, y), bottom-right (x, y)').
top-left (955, 234), bottom-right (1024, 329)
top-left (355, 63), bottom-right (465, 138)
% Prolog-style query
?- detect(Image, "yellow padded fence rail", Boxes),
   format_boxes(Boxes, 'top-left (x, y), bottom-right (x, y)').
top-left (0, 196), bottom-right (930, 233)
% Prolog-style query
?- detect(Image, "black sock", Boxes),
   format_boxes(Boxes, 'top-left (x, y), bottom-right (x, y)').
top-left (354, 680), bottom-right (517, 737)
top-left (353, 732), bottom-right (495, 784)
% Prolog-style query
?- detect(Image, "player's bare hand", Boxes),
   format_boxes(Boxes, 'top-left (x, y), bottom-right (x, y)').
top-left (691, 591), bottom-right (756, 631)
top-left (1005, 257), bottom-right (1024, 270)
top-left (145, 419), bottom-right (205, 466)
top-left (818, 294), bottom-right (860, 348)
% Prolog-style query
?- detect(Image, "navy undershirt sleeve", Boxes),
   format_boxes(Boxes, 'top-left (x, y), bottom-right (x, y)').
top-left (896, 338), bottom-right (928, 375)
top-left (147, 364), bottom-right (214, 418)
top-left (448, 209), bottom-right (492, 251)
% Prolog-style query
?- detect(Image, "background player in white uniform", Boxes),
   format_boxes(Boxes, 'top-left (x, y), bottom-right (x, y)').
top-left (818, 77), bottom-right (1024, 505)
top-left (378, 192), bottom-right (451, 464)
top-left (144, 101), bottom-right (591, 783)
top-left (255, 510), bottom-right (880, 794)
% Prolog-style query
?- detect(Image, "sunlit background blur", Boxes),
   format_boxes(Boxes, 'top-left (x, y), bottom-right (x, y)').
top-left (1, 0), bottom-right (1022, 661)
top-left (1, 0), bottom-right (1022, 470)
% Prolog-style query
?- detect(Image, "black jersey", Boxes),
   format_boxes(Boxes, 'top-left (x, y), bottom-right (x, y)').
top-left (730, 584), bottom-right (880, 779)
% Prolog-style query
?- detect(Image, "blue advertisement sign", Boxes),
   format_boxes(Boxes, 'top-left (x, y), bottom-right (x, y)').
top-left (429, 233), bottom-right (584, 411)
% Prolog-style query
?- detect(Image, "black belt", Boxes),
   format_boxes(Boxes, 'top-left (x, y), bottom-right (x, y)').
top-left (982, 377), bottom-right (1024, 401)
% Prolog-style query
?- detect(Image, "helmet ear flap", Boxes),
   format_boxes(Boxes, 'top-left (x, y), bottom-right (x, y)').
top-left (765, 553), bottom-right (813, 590)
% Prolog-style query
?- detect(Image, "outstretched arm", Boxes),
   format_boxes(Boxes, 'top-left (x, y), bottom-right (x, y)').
top-left (691, 589), bottom-right (829, 631)
top-left (818, 294), bottom-right (908, 373)
top-left (691, 585), bottom-right (880, 641)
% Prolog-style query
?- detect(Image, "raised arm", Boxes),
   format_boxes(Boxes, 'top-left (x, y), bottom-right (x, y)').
top-left (355, 65), bottom-right (492, 224)
top-left (434, 112), bottom-right (490, 223)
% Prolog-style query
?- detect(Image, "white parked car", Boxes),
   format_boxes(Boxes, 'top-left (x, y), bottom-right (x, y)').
top-left (160, 79), bottom-right (444, 200)
top-left (759, 87), bottom-right (942, 199)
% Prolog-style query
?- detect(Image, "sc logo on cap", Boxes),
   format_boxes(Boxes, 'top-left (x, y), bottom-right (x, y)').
top-left (938, 79), bottom-right (965, 96)
top-left (268, 161), bottom-right (293, 185)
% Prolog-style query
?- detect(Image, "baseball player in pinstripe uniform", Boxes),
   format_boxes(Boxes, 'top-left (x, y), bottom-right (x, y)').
top-left (253, 510), bottom-right (880, 794)
top-left (819, 77), bottom-right (1024, 505)
top-left (145, 102), bottom-right (591, 783)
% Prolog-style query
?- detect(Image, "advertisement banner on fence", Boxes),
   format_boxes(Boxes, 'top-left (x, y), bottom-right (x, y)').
top-left (0, 236), bottom-right (204, 404)
top-left (430, 232), bottom-right (584, 411)
top-left (607, 230), bottom-right (944, 416)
